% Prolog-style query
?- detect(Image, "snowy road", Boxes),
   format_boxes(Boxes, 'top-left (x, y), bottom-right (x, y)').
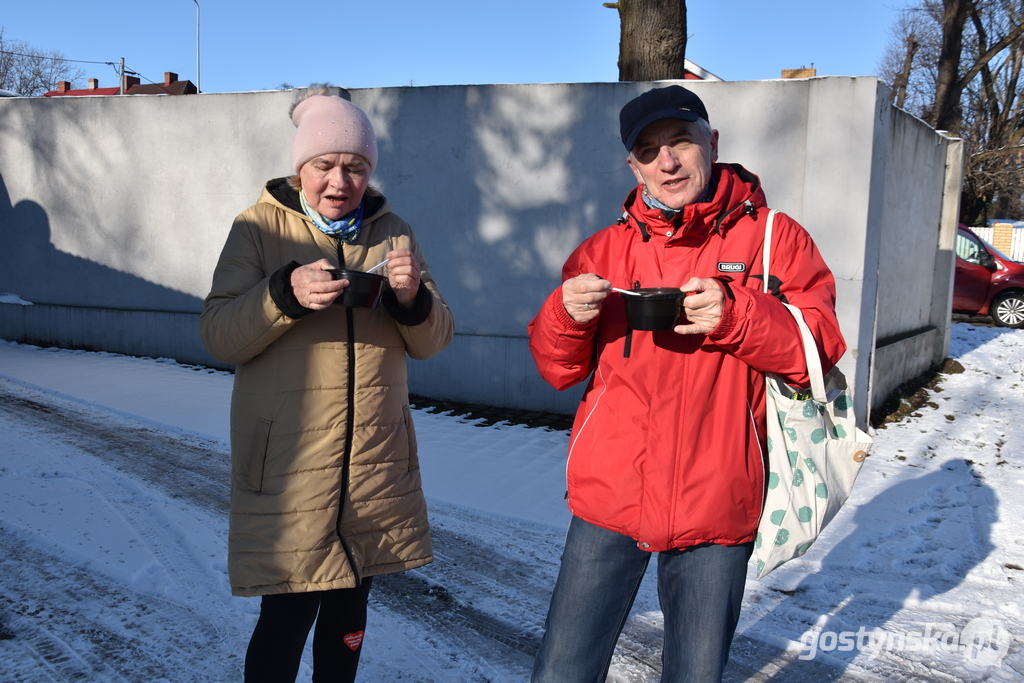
top-left (0, 376), bottom-right (837, 682)
top-left (0, 378), bottom-right (552, 681)
top-left (1, 322), bottom-right (1023, 681)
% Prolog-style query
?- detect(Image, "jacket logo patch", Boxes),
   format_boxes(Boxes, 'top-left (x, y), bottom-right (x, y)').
top-left (718, 262), bottom-right (746, 273)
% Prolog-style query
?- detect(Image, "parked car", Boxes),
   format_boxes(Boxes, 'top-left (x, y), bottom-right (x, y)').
top-left (954, 225), bottom-right (1024, 327)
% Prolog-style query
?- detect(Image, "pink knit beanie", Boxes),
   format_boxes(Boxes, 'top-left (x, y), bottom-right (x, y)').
top-left (291, 95), bottom-right (378, 173)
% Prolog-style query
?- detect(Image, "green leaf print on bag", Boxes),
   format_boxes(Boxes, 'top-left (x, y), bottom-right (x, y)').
top-left (797, 506), bottom-right (813, 523)
top-left (803, 457), bottom-right (818, 474)
top-left (785, 426), bottom-right (798, 442)
top-left (832, 424), bottom-right (847, 438)
top-left (769, 510), bottom-right (786, 525)
top-left (815, 483), bottom-right (828, 499)
top-left (788, 451), bottom-right (799, 467)
top-left (793, 469), bottom-right (804, 487)
top-left (802, 401), bottom-right (817, 418)
top-left (774, 528), bottom-right (790, 546)
top-left (811, 428), bottom-right (826, 444)
top-left (796, 540), bottom-right (814, 554)
top-left (833, 394), bottom-right (851, 411)
top-left (767, 471), bottom-right (780, 489)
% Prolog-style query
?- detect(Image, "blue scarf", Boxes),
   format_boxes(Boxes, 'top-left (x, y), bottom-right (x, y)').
top-left (641, 177), bottom-right (717, 214)
top-left (300, 190), bottom-right (364, 243)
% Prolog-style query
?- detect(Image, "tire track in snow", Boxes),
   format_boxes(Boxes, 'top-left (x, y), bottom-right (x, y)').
top-left (0, 525), bottom-right (238, 682)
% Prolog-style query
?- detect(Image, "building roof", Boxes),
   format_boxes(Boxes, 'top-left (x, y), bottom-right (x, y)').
top-left (44, 86), bottom-right (121, 97)
top-left (683, 59), bottom-right (723, 82)
top-left (42, 72), bottom-right (197, 97)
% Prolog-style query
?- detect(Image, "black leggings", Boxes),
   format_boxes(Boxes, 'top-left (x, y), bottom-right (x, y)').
top-left (244, 577), bottom-right (373, 683)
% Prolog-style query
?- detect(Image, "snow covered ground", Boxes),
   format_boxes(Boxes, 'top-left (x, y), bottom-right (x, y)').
top-left (0, 321), bottom-right (1021, 682)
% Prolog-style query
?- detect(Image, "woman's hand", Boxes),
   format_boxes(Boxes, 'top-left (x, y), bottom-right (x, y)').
top-left (562, 274), bottom-right (611, 323)
top-left (386, 249), bottom-right (422, 308)
top-left (291, 258), bottom-right (346, 310)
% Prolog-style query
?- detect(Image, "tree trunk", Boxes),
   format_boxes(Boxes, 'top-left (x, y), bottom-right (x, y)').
top-left (932, 0), bottom-right (970, 130)
top-left (893, 32), bottom-right (919, 109)
top-left (609, 0), bottom-right (687, 81)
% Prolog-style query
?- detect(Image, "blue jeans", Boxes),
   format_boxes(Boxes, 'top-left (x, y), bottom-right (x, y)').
top-left (532, 516), bottom-right (752, 683)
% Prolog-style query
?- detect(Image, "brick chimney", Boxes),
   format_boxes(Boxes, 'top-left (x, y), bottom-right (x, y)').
top-left (781, 67), bottom-right (817, 79)
top-left (88, 78), bottom-right (99, 90)
top-left (121, 74), bottom-right (140, 92)
top-left (163, 72), bottom-right (178, 85)
top-left (57, 81), bottom-right (71, 93)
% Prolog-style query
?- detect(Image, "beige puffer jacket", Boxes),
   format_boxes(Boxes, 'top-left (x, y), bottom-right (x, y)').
top-left (200, 179), bottom-right (454, 597)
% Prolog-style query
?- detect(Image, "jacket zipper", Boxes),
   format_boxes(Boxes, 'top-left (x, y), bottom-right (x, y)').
top-left (335, 238), bottom-right (361, 584)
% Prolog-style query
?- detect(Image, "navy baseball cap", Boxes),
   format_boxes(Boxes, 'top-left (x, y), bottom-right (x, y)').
top-left (619, 85), bottom-right (710, 152)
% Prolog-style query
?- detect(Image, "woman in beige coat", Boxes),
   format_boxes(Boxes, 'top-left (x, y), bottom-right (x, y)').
top-left (200, 90), bottom-right (454, 682)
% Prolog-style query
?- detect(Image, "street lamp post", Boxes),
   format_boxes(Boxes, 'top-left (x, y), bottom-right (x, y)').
top-left (192, 0), bottom-right (201, 92)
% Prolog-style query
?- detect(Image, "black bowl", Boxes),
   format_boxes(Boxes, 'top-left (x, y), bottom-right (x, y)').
top-left (327, 269), bottom-right (386, 309)
top-left (622, 287), bottom-right (684, 330)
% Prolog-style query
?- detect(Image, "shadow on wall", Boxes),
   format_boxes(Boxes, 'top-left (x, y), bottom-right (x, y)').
top-left (364, 84), bottom-right (637, 340)
top-left (0, 173), bottom-right (202, 312)
top-left (728, 459), bottom-right (996, 680)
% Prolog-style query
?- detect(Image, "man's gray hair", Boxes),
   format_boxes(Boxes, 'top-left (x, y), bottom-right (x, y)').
top-left (694, 117), bottom-right (713, 143)
top-left (628, 117), bottom-right (715, 163)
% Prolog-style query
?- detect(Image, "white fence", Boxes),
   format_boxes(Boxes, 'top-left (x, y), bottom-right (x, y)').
top-left (969, 225), bottom-right (1024, 261)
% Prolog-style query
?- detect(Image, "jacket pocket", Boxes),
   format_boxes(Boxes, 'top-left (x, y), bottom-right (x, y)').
top-left (245, 418), bottom-right (272, 492)
top-left (403, 405), bottom-right (419, 471)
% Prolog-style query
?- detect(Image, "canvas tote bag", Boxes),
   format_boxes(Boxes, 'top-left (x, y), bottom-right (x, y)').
top-left (754, 210), bottom-right (873, 579)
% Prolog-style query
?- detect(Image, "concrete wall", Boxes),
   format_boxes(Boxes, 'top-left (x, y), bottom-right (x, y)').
top-left (866, 96), bottom-right (962, 411)
top-left (0, 78), bottom-right (959, 423)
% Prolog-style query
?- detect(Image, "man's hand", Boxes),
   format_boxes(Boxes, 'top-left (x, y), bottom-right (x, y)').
top-left (291, 258), bottom-right (346, 310)
top-left (385, 249), bottom-right (421, 308)
top-left (562, 274), bottom-right (611, 323)
top-left (674, 277), bottom-right (724, 335)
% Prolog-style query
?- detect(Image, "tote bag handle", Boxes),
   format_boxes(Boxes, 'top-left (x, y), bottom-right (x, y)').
top-left (761, 210), bottom-right (828, 403)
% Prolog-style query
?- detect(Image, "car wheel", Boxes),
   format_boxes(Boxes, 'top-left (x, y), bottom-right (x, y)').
top-left (991, 292), bottom-right (1024, 328)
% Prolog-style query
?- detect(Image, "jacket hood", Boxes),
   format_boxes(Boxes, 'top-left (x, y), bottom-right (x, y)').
top-left (622, 163), bottom-right (767, 242)
top-left (259, 177), bottom-right (390, 224)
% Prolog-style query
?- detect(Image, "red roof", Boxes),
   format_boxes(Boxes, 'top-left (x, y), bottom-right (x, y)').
top-left (43, 87), bottom-right (121, 97)
top-left (42, 73), bottom-right (198, 97)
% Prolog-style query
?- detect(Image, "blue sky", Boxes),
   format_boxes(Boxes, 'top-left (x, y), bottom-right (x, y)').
top-left (3, 1), bottom-right (909, 93)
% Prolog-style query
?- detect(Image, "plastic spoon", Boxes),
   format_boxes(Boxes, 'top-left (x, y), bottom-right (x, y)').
top-left (366, 258), bottom-right (390, 274)
top-left (612, 287), bottom-right (642, 296)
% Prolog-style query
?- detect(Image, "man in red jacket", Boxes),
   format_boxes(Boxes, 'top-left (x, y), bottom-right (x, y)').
top-left (527, 85), bottom-right (846, 681)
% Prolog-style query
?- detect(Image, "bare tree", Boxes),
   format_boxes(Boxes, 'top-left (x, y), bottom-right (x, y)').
top-left (883, 10), bottom-right (924, 109)
top-left (604, 0), bottom-right (687, 81)
top-left (881, 1), bottom-right (1024, 223)
top-left (881, 6), bottom-right (943, 116)
top-left (0, 28), bottom-right (84, 96)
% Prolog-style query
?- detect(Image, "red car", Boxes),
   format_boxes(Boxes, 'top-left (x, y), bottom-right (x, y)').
top-left (954, 225), bottom-right (1024, 327)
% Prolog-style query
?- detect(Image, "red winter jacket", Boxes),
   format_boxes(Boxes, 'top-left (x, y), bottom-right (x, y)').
top-left (527, 163), bottom-right (846, 552)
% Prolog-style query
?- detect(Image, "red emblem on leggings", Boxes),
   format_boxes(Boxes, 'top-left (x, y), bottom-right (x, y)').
top-left (343, 630), bottom-right (364, 650)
